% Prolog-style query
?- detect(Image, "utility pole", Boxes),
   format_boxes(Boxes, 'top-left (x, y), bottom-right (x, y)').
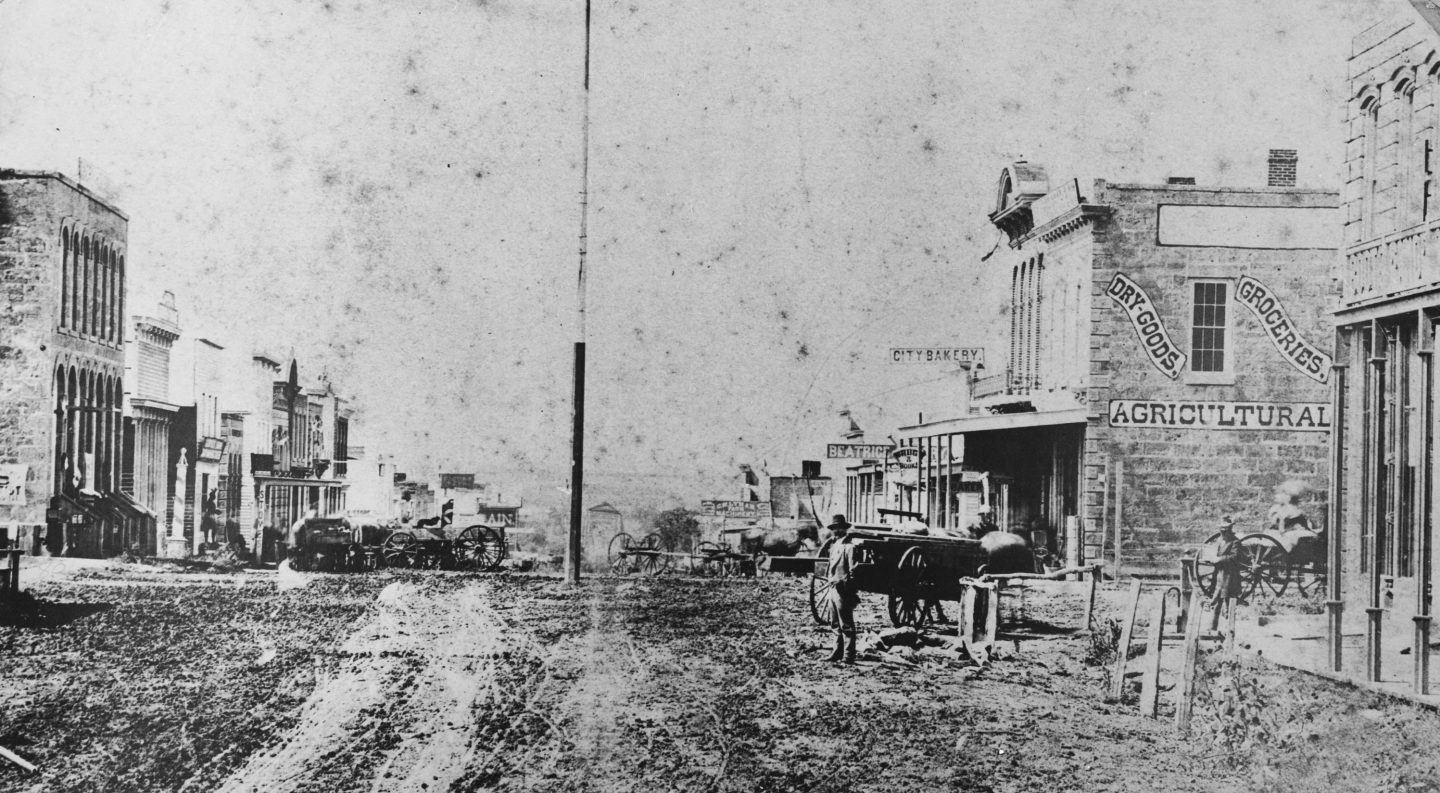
top-left (564, 0), bottom-right (593, 586)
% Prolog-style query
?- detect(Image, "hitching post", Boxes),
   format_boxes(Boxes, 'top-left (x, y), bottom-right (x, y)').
top-left (1415, 336), bottom-right (1432, 695)
top-left (1327, 355), bottom-right (1347, 674)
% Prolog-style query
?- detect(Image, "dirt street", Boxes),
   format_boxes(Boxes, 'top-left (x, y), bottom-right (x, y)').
top-left (2, 562), bottom-right (1440, 792)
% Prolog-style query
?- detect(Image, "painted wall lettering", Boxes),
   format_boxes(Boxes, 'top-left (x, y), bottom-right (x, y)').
top-left (1234, 275), bottom-right (1332, 384)
top-left (1108, 400), bottom-right (1330, 431)
top-left (1105, 273), bottom-right (1187, 379)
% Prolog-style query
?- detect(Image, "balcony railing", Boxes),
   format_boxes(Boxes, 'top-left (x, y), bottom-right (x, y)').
top-left (1344, 220), bottom-right (1440, 308)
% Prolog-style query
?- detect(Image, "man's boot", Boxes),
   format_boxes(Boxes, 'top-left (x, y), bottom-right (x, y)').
top-left (842, 629), bottom-right (857, 664)
top-left (826, 632), bottom-right (845, 662)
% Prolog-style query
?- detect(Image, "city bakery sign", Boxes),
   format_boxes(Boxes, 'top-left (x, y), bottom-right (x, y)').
top-left (1108, 400), bottom-right (1330, 431)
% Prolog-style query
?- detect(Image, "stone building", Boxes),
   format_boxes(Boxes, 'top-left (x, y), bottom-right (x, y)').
top-left (0, 170), bottom-right (151, 556)
top-left (888, 158), bottom-right (1339, 566)
top-left (1328, 2), bottom-right (1440, 688)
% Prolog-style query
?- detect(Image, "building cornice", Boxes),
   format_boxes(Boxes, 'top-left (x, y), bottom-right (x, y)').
top-left (0, 169), bottom-right (129, 220)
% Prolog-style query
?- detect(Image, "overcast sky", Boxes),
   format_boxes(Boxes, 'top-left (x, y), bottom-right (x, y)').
top-left (0, 0), bottom-right (1391, 503)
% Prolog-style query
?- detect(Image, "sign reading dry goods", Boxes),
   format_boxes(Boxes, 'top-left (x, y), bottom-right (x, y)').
top-left (889, 348), bottom-right (985, 366)
top-left (700, 500), bottom-right (773, 518)
top-left (827, 443), bottom-right (894, 459)
top-left (1105, 273), bottom-right (1186, 379)
top-left (1235, 276), bottom-right (1332, 384)
top-left (1108, 400), bottom-right (1330, 431)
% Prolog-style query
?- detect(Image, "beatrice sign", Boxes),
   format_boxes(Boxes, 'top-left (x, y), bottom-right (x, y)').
top-left (1108, 400), bottom-right (1330, 431)
top-left (1235, 275), bottom-right (1331, 384)
top-left (1105, 273), bottom-right (1186, 379)
top-left (826, 443), bottom-right (894, 459)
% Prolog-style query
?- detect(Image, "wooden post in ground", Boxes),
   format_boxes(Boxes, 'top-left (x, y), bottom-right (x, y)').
top-left (1110, 578), bottom-right (1143, 702)
top-left (960, 584), bottom-right (976, 643)
top-left (1083, 565), bottom-right (1100, 632)
top-left (1113, 458), bottom-right (1124, 578)
top-left (1225, 597), bottom-right (1238, 653)
top-left (1175, 587), bottom-right (1205, 732)
top-left (1139, 594), bottom-right (1167, 718)
top-left (1178, 559), bottom-right (1194, 635)
top-left (984, 581), bottom-right (1000, 646)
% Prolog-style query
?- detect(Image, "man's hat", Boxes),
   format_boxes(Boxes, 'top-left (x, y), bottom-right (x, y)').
top-left (828, 514), bottom-right (851, 530)
top-left (1219, 516), bottom-right (1236, 531)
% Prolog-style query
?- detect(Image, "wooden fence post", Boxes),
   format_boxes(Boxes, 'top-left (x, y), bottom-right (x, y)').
top-left (1139, 594), bottom-right (1167, 718)
top-left (1110, 579), bottom-right (1143, 702)
top-left (1175, 587), bottom-right (1206, 732)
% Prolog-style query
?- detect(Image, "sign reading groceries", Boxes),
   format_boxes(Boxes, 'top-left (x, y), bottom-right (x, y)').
top-left (1235, 276), bottom-right (1332, 384)
top-left (1106, 273), bottom-right (1186, 379)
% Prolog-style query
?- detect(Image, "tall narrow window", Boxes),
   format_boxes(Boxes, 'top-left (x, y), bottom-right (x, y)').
top-left (1190, 281), bottom-right (1229, 373)
top-left (1364, 97), bottom-right (1380, 239)
top-left (1400, 81), bottom-right (1416, 227)
top-left (60, 228), bottom-right (71, 328)
top-left (1424, 138), bottom-right (1434, 221)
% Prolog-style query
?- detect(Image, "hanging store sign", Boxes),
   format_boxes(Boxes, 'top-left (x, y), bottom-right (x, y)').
top-left (826, 443), bottom-right (894, 459)
top-left (0, 465), bottom-right (27, 506)
top-left (1106, 273), bottom-right (1186, 379)
top-left (888, 348), bottom-right (985, 366)
top-left (1235, 276), bottom-right (1331, 384)
top-left (1108, 400), bottom-right (1330, 431)
top-left (888, 448), bottom-right (924, 468)
top-left (700, 500), bottom-right (772, 518)
top-left (440, 473), bottom-right (476, 490)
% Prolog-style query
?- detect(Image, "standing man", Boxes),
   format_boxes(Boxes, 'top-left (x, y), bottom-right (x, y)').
top-left (824, 514), bottom-right (861, 664)
top-left (1209, 516), bottom-right (1243, 631)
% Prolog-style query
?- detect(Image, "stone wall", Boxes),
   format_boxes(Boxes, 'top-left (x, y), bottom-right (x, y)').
top-left (1084, 182), bottom-right (1338, 547)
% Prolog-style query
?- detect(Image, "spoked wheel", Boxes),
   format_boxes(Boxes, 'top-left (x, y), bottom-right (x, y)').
top-left (382, 532), bottom-right (419, 568)
top-left (609, 533), bottom-right (636, 575)
top-left (888, 546), bottom-right (938, 629)
top-left (1294, 565), bottom-right (1328, 597)
top-left (808, 538), bottom-right (835, 625)
top-left (695, 541), bottom-right (725, 577)
top-left (1237, 534), bottom-right (1290, 598)
top-left (473, 527), bottom-right (506, 571)
top-left (454, 526), bottom-right (482, 570)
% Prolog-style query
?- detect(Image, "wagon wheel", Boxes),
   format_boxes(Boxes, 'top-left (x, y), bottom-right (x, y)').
top-left (808, 538), bottom-right (836, 625)
top-left (382, 532), bottom-right (419, 569)
top-left (474, 527), bottom-right (506, 572)
top-left (609, 533), bottom-right (636, 575)
top-left (888, 546), bottom-right (937, 629)
top-left (696, 541), bottom-right (725, 577)
top-left (453, 526), bottom-right (482, 570)
top-left (640, 533), bottom-right (663, 551)
top-left (1294, 564), bottom-right (1328, 597)
top-left (1237, 534), bottom-right (1290, 598)
top-left (1194, 531), bottom-right (1226, 598)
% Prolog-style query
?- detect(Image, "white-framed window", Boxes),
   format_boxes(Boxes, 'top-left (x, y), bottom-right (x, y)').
top-left (1188, 279), bottom-right (1233, 383)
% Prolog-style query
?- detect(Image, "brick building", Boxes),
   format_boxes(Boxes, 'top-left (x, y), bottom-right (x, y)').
top-left (0, 170), bottom-right (151, 556)
top-left (887, 159), bottom-right (1339, 567)
top-left (1327, 2), bottom-right (1440, 687)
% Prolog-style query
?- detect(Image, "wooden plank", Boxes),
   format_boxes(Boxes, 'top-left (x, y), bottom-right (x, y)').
top-left (961, 585), bottom-right (976, 642)
top-left (1175, 588), bottom-right (1206, 732)
top-left (1110, 579), bottom-right (1143, 702)
top-left (1139, 594), bottom-right (1166, 718)
top-left (1083, 566), bottom-right (1100, 632)
top-left (0, 745), bottom-right (35, 773)
top-left (985, 581), bottom-right (1001, 645)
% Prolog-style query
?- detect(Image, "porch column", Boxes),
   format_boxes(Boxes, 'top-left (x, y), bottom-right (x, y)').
top-left (1327, 354), bottom-right (1348, 674)
top-left (1416, 328), bottom-right (1433, 695)
top-left (1366, 331), bottom-right (1386, 683)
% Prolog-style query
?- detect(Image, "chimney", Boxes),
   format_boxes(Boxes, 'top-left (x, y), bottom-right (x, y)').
top-left (1267, 149), bottom-right (1297, 187)
top-left (1166, 176), bottom-right (1196, 185)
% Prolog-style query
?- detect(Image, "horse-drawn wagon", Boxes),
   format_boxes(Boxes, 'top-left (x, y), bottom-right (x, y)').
top-left (1192, 521), bottom-right (1326, 599)
top-left (808, 527), bottom-right (990, 628)
top-left (287, 515), bottom-right (507, 572)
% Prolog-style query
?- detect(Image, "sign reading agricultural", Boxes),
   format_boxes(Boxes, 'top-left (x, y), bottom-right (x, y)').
top-left (1235, 276), bottom-right (1332, 384)
top-left (827, 443), bottom-right (894, 459)
top-left (0, 465), bottom-right (26, 506)
top-left (700, 500), bottom-right (773, 518)
top-left (889, 348), bottom-right (985, 366)
top-left (1108, 400), bottom-right (1330, 431)
top-left (1106, 273), bottom-right (1186, 379)
top-left (440, 473), bottom-right (476, 490)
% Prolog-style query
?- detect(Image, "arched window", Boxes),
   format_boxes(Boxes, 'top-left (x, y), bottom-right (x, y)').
top-left (1398, 79), bottom-right (1417, 228)
top-left (1031, 255), bottom-right (1044, 389)
top-left (60, 227), bottom-right (71, 328)
top-left (1009, 265), bottom-right (1019, 388)
top-left (1362, 94), bottom-right (1380, 239)
top-left (70, 231), bottom-right (81, 332)
top-left (81, 236), bottom-right (92, 337)
top-left (53, 366), bottom-right (66, 493)
top-left (117, 254), bottom-right (126, 345)
top-left (92, 241), bottom-right (105, 339)
top-left (108, 249), bottom-right (118, 343)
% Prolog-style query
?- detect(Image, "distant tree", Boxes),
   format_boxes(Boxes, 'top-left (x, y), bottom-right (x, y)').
top-left (652, 507), bottom-right (701, 551)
